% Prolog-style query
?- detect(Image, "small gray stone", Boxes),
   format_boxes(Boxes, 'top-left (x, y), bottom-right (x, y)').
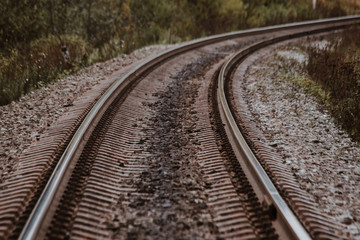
top-left (354, 167), bottom-right (360, 176)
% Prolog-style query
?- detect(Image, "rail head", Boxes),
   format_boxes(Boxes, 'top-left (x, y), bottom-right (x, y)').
top-left (217, 39), bottom-right (312, 239)
top-left (215, 19), bottom-right (360, 239)
top-left (19, 15), bottom-right (360, 239)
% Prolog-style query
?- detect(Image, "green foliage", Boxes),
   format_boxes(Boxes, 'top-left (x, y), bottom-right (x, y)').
top-left (0, 0), bottom-right (359, 105)
top-left (0, 1), bottom-right (46, 51)
top-left (0, 50), bottom-right (24, 105)
top-left (0, 35), bottom-right (90, 105)
top-left (306, 27), bottom-right (360, 141)
top-left (288, 75), bottom-right (330, 107)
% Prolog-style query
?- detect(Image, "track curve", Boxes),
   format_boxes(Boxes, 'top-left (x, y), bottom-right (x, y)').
top-left (216, 27), bottom-right (357, 239)
top-left (0, 16), bottom-right (359, 240)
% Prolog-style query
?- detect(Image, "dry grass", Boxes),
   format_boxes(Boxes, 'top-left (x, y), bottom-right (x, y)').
top-left (306, 27), bottom-right (360, 141)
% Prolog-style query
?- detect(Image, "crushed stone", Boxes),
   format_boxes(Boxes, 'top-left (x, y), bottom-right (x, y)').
top-left (241, 41), bottom-right (360, 238)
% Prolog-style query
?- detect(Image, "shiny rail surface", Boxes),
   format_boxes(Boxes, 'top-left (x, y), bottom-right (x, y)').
top-left (217, 19), bottom-right (360, 239)
top-left (217, 41), bottom-right (307, 240)
top-left (19, 15), bottom-right (360, 239)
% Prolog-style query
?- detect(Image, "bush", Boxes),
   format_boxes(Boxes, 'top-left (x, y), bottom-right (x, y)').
top-left (0, 50), bottom-right (24, 105)
top-left (1, 0), bottom-right (360, 106)
top-left (0, 35), bottom-right (91, 105)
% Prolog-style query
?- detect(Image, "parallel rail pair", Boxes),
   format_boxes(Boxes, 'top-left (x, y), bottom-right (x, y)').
top-left (20, 15), bottom-right (360, 239)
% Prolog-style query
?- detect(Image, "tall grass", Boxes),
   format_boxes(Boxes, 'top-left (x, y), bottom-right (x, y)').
top-left (306, 27), bottom-right (360, 141)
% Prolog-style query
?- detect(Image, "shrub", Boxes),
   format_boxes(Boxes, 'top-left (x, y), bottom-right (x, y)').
top-left (0, 35), bottom-right (91, 105)
top-left (0, 50), bottom-right (24, 105)
top-left (2, 0), bottom-right (360, 106)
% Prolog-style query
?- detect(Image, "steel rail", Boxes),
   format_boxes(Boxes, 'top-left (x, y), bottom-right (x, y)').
top-left (19, 15), bottom-right (360, 239)
top-left (218, 41), bottom-right (310, 240)
top-left (216, 21), bottom-right (360, 239)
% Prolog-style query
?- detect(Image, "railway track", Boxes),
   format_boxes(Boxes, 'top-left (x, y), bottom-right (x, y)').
top-left (1, 16), bottom-right (360, 239)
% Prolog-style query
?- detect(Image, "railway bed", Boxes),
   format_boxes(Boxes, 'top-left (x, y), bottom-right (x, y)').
top-left (1, 16), bottom-right (360, 239)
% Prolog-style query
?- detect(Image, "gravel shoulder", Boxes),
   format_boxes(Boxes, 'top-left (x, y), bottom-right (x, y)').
top-left (239, 36), bottom-right (360, 238)
top-left (0, 45), bottom-right (172, 181)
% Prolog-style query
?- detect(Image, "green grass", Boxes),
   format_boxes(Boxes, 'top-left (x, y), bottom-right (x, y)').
top-left (287, 75), bottom-right (330, 107)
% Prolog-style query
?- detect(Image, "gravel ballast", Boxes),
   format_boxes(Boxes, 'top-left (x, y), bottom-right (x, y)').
top-left (239, 39), bottom-right (360, 238)
top-left (0, 45), bottom-right (172, 182)
top-left (1, 35), bottom-right (359, 238)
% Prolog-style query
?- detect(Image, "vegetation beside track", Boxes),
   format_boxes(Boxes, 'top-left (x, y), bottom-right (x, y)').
top-left (1, 0), bottom-right (359, 105)
top-left (277, 26), bottom-right (360, 142)
top-left (305, 27), bottom-right (360, 141)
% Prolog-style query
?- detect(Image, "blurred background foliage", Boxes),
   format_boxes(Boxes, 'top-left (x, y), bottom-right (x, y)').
top-left (1, 0), bottom-right (360, 105)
